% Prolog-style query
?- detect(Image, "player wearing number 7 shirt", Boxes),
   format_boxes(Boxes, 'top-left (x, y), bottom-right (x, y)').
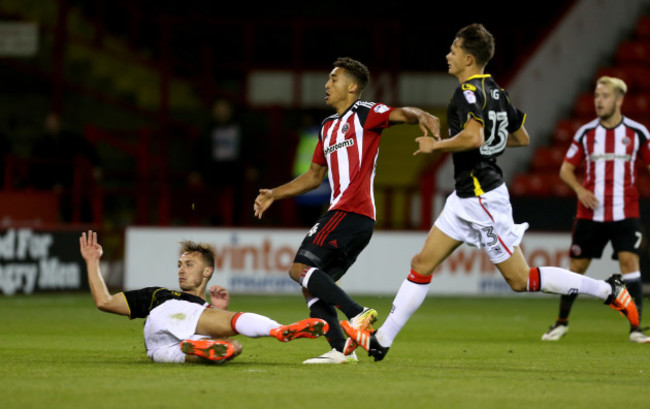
top-left (541, 76), bottom-right (650, 343)
top-left (341, 24), bottom-right (642, 361)
top-left (254, 57), bottom-right (440, 364)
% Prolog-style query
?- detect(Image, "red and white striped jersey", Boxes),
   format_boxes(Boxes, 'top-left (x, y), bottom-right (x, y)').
top-left (312, 100), bottom-right (394, 220)
top-left (564, 116), bottom-right (650, 221)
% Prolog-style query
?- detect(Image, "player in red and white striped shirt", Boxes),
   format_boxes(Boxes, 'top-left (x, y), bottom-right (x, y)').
top-left (254, 57), bottom-right (439, 363)
top-left (542, 76), bottom-right (650, 343)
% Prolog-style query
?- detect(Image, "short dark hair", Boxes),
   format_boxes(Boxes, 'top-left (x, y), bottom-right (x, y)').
top-left (455, 24), bottom-right (495, 68)
top-left (333, 57), bottom-right (370, 93)
top-left (179, 240), bottom-right (215, 269)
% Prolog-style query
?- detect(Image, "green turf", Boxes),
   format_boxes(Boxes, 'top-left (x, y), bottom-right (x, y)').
top-left (1, 293), bottom-right (649, 409)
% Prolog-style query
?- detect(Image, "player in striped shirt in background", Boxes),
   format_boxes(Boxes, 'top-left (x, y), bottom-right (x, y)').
top-left (254, 57), bottom-right (440, 363)
top-left (542, 76), bottom-right (650, 343)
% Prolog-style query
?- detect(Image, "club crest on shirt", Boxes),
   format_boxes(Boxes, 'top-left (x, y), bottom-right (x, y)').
top-left (570, 244), bottom-right (582, 257)
top-left (463, 89), bottom-right (477, 104)
top-left (342, 123), bottom-right (350, 134)
top-left (622, 137), bottom-right (630, 146)
top-left (373, 103), bottom-right (390, 114)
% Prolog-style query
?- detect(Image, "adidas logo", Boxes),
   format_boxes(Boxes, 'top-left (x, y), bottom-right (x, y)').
top-left (328, 239), bottom-right (338, 248)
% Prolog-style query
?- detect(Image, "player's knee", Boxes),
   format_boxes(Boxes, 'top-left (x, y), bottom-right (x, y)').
top-left (288, 264), bottom-right (304, 282)
top-left (506, 277), bottom-right (528, 292)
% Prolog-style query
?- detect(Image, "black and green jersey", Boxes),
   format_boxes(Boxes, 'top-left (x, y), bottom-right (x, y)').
top-left (122, 287), bottom-right (208, 319)
top-left (447, 74), bottom-right (526, 197)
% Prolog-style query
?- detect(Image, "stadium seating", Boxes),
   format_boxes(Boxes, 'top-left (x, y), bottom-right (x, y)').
top-left (513, 15), bottom-right (650, 200)
top-left (529, 146), bottom-right (566, 173)
top-left (615, 40), bottom-right (650, 65)
top-left (551, 118), bottom-right (583, 147)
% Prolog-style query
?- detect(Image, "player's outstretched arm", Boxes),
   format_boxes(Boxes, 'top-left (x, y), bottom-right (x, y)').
top-left (80, 230), bottom-right (130, 316)
top-left (254, 162), bottom-right (327, 219)
top-left (389, 107), bottom-right (440, 139)
top-left (414, 118), bottom-right (484, 155)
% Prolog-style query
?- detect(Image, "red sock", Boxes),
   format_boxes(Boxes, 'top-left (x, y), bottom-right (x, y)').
top-left (528, 267), bottom-right (541, 292)
top-left (230, 312), bottom-right (244, 334)
top-left (407, 269), bottom-right (433, 284)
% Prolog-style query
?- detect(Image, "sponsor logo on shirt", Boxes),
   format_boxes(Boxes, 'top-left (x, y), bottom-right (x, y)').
top-left (373, 103), bottom-right (390, 114)
top-left (589, 153), bottom-right (631, 161)
top-left (463, 90), bottom-right (477, 104)
top-left (324, 139), bottom-right (355, 156)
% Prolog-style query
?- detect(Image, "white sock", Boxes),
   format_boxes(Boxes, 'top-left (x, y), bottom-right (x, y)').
top-left (623, 271), bottom-right (641, 282)
top-left (376, 277), bottom-right (430, 348)
top-left (538, 266), bottom-right (611, 300)
top-left (232, 312), bottom-right (281, 338)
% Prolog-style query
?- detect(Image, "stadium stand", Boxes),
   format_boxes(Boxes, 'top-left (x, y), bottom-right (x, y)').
top-left (1, 0), bottom-right (640, 229)
top-left (511, 14), bottom-right (650, 201)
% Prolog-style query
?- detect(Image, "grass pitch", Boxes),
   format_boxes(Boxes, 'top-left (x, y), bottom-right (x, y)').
top-left (1, 293), bottom-right (649, 409)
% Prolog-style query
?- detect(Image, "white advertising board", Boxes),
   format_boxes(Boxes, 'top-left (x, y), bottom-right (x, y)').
top-left (124, 227), bottom-right (619, 295)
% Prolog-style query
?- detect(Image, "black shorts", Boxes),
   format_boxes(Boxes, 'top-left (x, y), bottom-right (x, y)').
top-left (294, 210), bottom-right (375, 281)
top-left (570, 218), bottom-right (643, 259)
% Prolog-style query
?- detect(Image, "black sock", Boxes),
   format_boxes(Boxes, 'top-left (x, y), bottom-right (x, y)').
top-left (623, 277), bottom-right (643, 327)
top-left (309, 298), bottom-right (345, 352)
top-left (305, 269), bottom-right (363, 319)
top-left (557, 293), bottom-right (578, 323)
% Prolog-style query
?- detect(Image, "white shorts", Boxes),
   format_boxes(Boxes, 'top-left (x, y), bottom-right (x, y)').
top-left (434, 183), bottom-right (529, 264)
top-left (143, 299), bottom-right (208, 363)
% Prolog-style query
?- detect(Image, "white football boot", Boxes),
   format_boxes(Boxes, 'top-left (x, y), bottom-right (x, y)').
top-left (302, 348), bottom-right (358, 364)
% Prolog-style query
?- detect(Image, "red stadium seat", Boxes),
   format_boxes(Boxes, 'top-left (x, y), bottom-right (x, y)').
top-left (616, 41), bottom-right (650, 65)
top-left (622, 94), bottom-right (650, 116)
top-left (0, 191), bottom-right (60, 224)
top-left (549, 175), bottom-right (574, 197)
top-left (510, 173), bottom-right (538, 196)
top-left (552, 118), bottom-right (583, 146)
top-left (511, 172), bottom-right (574, 198)
top-left (510, 173), bottom-right (549, 196)
top-left (595, 66), bottom-right (635, 86)
top-left (530, 146), bottom-right (566, 173)
top-left (633, 67), bottom-right (650, 92)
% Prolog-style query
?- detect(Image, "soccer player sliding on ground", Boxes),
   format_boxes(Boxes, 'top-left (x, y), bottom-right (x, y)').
top-left (80, 230), bottom-right (328, 364)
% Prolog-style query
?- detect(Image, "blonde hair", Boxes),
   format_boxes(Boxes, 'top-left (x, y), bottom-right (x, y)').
top-left (597, 76), bottom-right (627, 97)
